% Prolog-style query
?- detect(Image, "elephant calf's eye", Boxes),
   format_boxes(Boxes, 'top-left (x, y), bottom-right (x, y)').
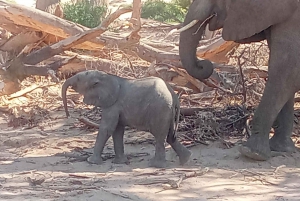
top-left (92, 82), bottom-right (99, 87)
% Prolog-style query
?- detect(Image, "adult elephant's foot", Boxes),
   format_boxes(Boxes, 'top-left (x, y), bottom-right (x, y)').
top-left (87, 154), bottom-right (103, 164)
top-left (112, 155), bottom-right (129, 164)
top-left (238, 134), bottom-right (271, 161)
top-left (149, 157), bottom-right (166, 168)
top-left (269, 135), bottom-right (295, 153)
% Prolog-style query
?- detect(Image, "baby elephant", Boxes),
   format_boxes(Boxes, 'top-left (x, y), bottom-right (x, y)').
top-left (62, 70), bottom-right (191, 168)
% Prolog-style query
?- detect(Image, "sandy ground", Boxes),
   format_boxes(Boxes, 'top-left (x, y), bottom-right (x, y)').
top-left (1, 106), bottom-right (300, 201)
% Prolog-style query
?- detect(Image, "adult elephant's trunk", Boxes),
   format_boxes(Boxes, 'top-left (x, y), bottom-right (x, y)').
top-left (179, 1), bottom-right (214, 80)
top-left (61, 76), bottom-right (76, 117)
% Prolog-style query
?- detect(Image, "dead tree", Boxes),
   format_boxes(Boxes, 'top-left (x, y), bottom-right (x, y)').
top-left (0, 1), bottom-right (132, 95)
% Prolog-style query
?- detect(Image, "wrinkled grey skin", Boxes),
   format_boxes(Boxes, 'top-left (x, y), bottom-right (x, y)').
top-left (62, 70), bottom-right (191, 168)
top-left (180, 0), bottom-right (300, 161)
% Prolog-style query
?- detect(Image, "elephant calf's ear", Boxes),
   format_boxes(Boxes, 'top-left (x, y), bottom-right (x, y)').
top-left (222, 0), bottom-right (298, 41)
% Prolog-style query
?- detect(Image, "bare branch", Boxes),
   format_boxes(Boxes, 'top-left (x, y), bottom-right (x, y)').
top-left (24, 7), bottom-right (132, 65)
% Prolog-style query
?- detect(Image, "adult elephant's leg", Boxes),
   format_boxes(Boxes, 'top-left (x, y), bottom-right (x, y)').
top-left (239, 52), bottom-right (296, 160)
top-left (239, 86), bottom-right (281, 160)
top-left (239, 23), bottom-right (299, 161)
top-left (239, 81), bottom-right (292, 160)
top-left (270, 96), bottom-right (295, 152)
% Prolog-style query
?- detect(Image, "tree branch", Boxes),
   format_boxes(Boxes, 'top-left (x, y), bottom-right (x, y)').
top-left (24, 7), bottom-right (132, 65)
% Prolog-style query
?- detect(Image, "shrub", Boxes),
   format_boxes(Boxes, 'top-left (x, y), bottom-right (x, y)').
top-left (63, 0), bottom-right (107, 28)
top-left (171, 0), bottom-right (191, 10)
top-left (141, 0), bottom-right (187, 23)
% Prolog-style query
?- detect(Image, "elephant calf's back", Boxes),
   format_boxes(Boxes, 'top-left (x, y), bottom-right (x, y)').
top-left (119, 78), bottom-right (175, 132)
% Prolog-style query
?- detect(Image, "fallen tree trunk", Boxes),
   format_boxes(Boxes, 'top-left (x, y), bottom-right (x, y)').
top-left (0, 6), bottom-right (133, 95)
top-left (197, 37), bottom-right (239, 64)
top-left (54, 53), bottom-right (131, 76)
top-left (180, 107), bottom-right (205, 116)
top-left (0, 1), bottom-right (131, 50)
top-left (131, 40), bottom-right (238, 69)
top-left (0, 31), bottom-right (43, 53)
top-left (24, 7), bottom-right (132, 65)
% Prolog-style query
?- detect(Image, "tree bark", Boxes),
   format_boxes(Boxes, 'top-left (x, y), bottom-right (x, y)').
top-left (0, 31), bottom-right (43, 53)
top-left (0, 4), bottom-right (132, 95)
top-left (0, 1), bottom-right (108, 50)
top-left (130, 0), bottom-right (141, 24)
top-left (36, 0), bottom-right (60, 11)
top-left (196, 36), bottom-right (239, 64)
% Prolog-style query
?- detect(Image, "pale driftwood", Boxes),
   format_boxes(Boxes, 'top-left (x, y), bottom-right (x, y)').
top-left (1, 55), bottom-right (76, 84)
top-left (0, 80), bottom-right (20, 95)
top-left (0, 1), bottom-right (98, 49)
top-left (187, 91), bottom-right (220, 101)
top-left (168, 65), bottom-right (206, 92)
top-left (180, 108), bottom-right (203, 116)
top-left (142, 41), bottom-right (176, 50)
top-left (56, 53), bottom-right (129, 75)
top-left (0, 31), bottom-right (43, 53)
top-left (214, 64), bottom-right (268, 76)
top-left (0, 1), bottom-right (132, 51)
top-left (0, 7), bottom-right (132, 95)
top-left (156, 63), bottom-right (231, 93)
top-left (0, 2), bottom-right (138, 53)
top-left (132, 39), bottom-right (239, 68)
top-left (78, 117), bottom-right (99, 128)
top-left (7, 84), bottom-right (39, 100)
top-left (204, 25), bottom-right (217, 39)
top-left (131, 0), bottom-right (142, 23)
top-left (0, 23), bottom-right (34, 36)
top-left (24, 7), bottom-right (133, 65)
top-left (197, 38), bottom-right (239, 64)
top-left (168, 83), bottom-right (194, 94)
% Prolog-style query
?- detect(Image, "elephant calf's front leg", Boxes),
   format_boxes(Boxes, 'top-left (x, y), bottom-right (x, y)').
top-left (87, 111), bottom-right (119, 165)
top-left (112, 123), bottom-right (129, 164)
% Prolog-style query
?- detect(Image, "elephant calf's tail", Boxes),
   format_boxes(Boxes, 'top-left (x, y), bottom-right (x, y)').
top-left (167, 104), bottom-right (180, 144)
top-left (61, 79), bottom-right (72, 117)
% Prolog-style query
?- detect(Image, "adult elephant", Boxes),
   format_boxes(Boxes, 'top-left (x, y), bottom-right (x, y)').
top-left (179, 0), bottom-right (300, 161)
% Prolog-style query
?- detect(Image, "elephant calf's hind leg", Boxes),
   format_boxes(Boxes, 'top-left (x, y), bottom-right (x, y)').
top-left (149, 140), bottom-right (166, 168)
top-left (167, 136), bottom-right (191, 165)
top-left (270, 97), bottom-right (295, 153)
